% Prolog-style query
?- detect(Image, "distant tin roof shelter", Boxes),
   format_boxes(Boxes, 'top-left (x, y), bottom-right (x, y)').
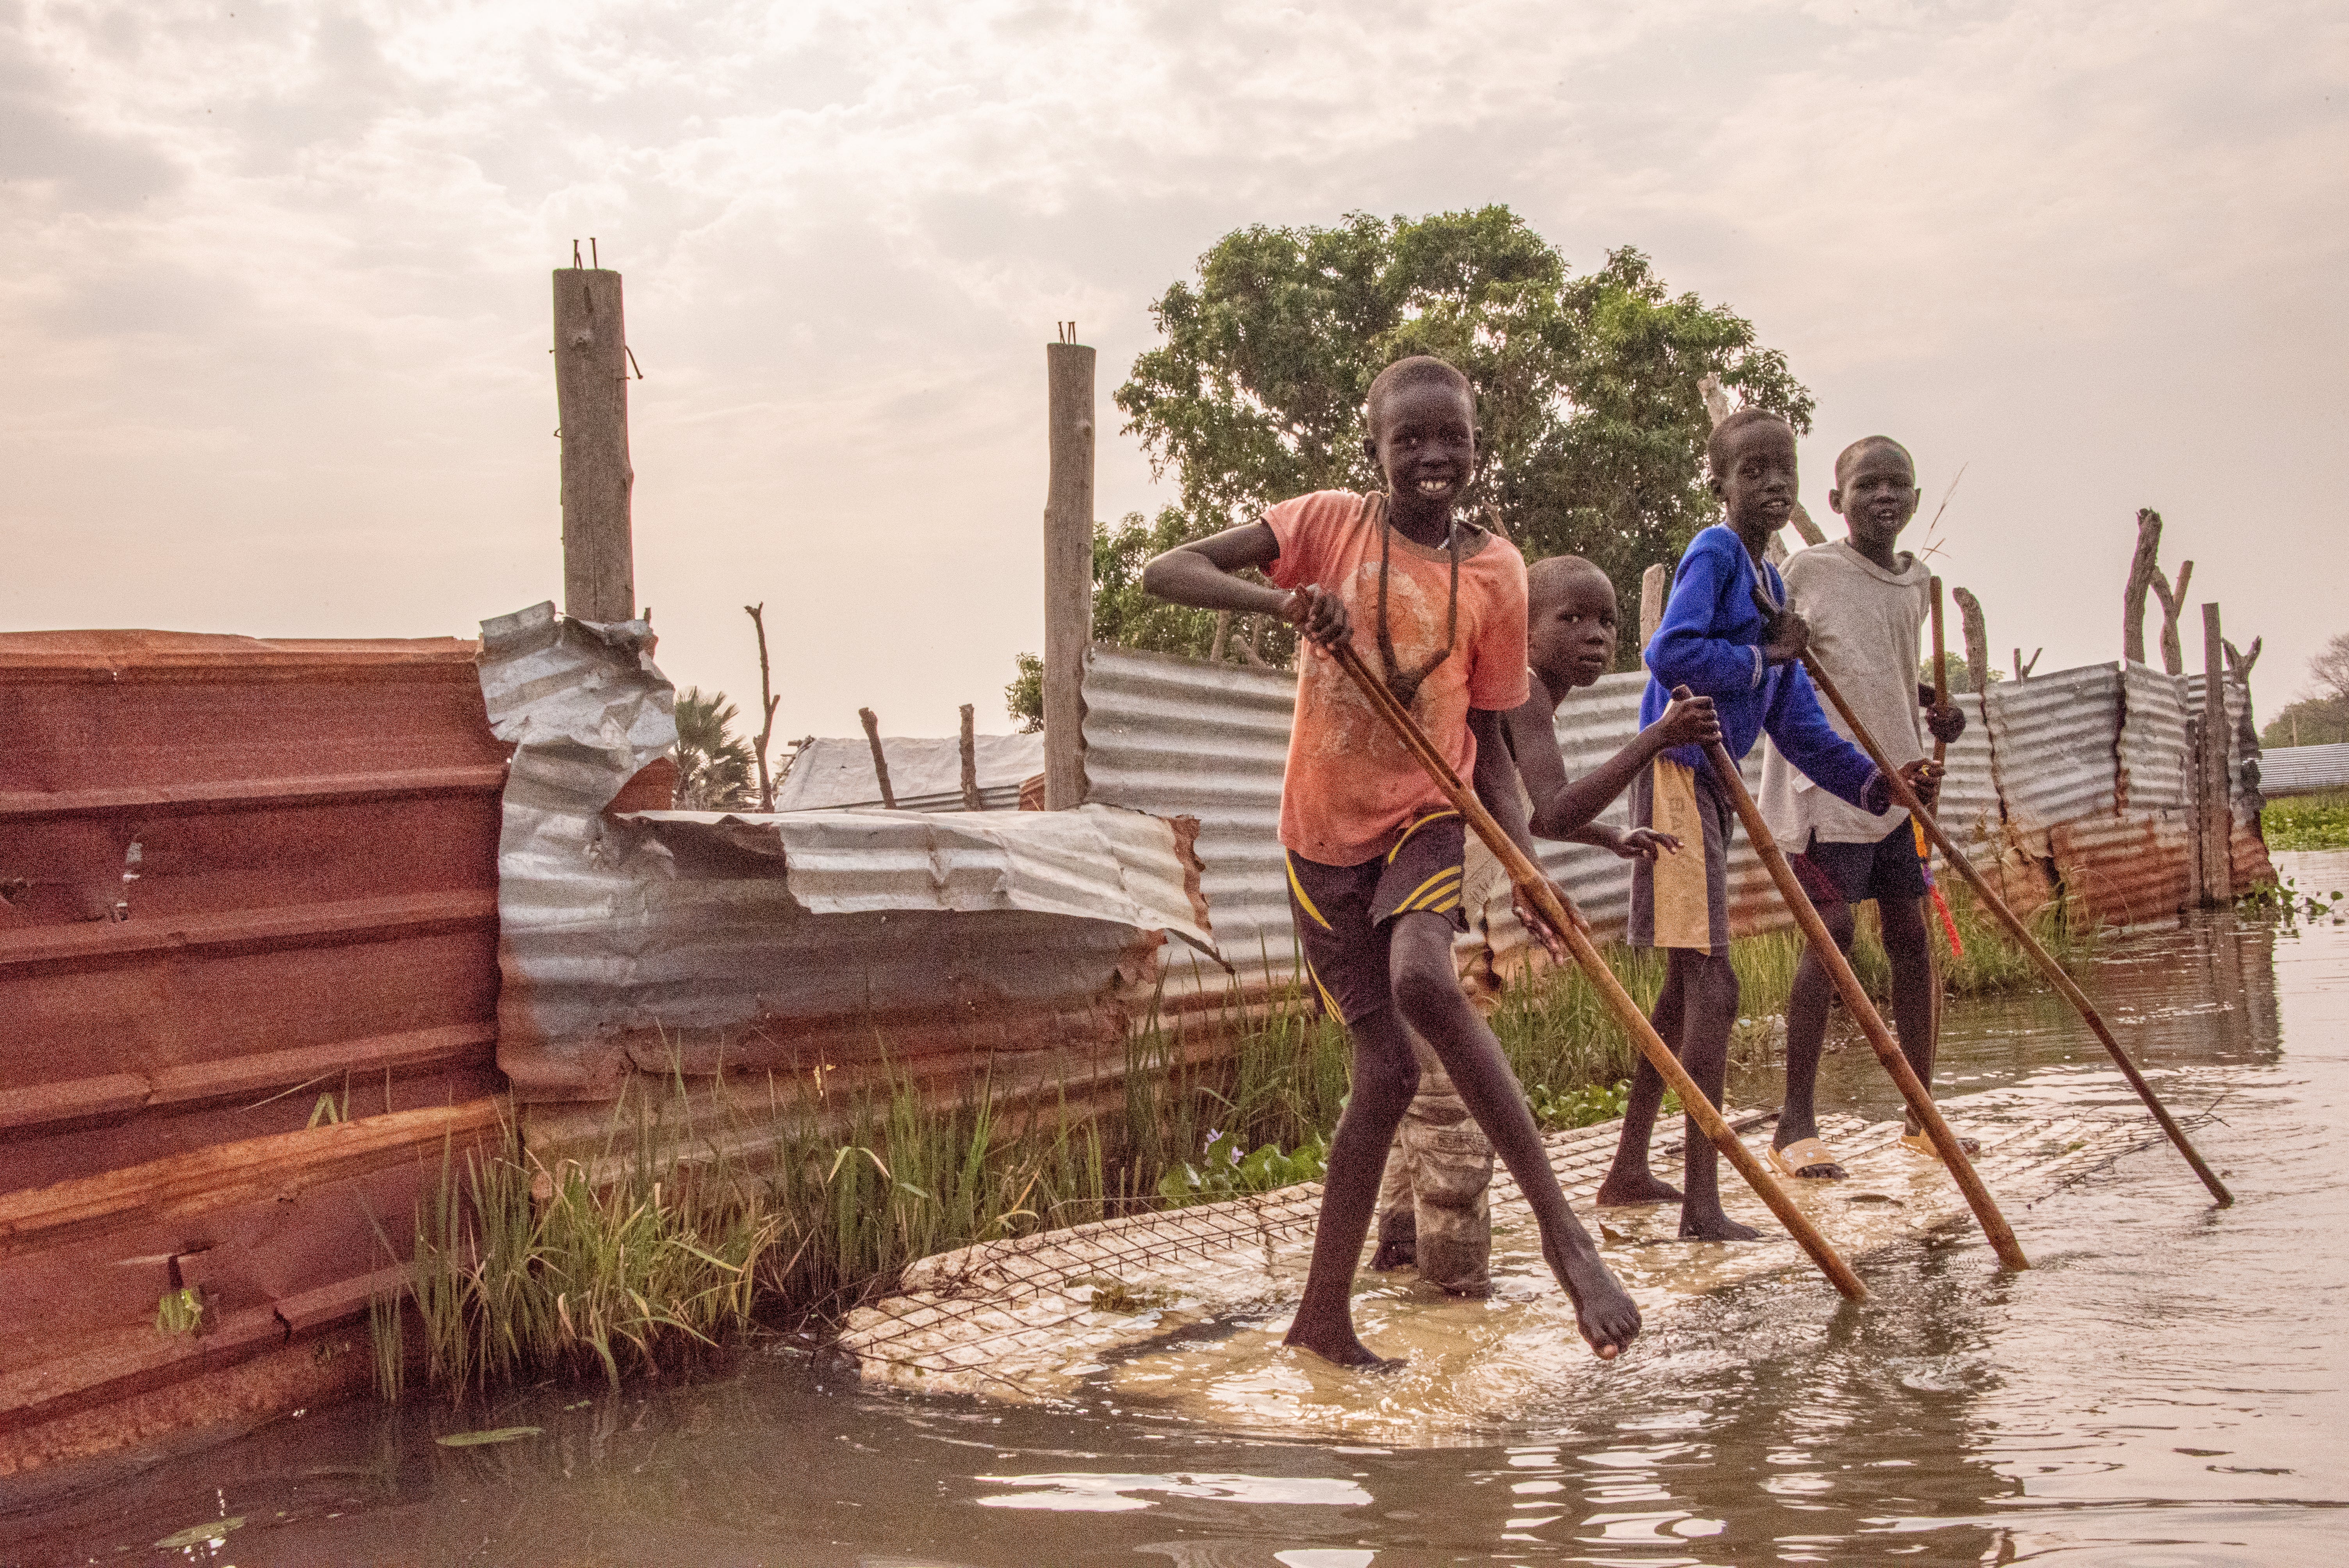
top-left (773, 732), bottom-right (1045, 813)
top-left (2258, 742), bottom-right (2349, 799)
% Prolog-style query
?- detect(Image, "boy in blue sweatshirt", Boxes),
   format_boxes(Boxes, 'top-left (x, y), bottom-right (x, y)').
top-left (1593, 408), bottom-right (1939, 1240)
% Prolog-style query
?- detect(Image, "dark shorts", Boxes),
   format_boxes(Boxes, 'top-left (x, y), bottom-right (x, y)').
top-left (1628, 757), bottom-right (1736, 957)
top-left (1793, 820), bottom-right (1928, 909)
top-left (1286, 810), bottom-right (1468, 1025)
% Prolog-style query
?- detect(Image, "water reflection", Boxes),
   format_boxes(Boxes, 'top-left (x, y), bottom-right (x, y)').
top-left (7, 887), bottom-right (2348, 1566)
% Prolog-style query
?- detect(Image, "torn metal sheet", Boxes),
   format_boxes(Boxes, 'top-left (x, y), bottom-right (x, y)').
top-left (480, 605), bottom-right (1216, 1103)
top-left (773, 733), bottom-right (1043, 813)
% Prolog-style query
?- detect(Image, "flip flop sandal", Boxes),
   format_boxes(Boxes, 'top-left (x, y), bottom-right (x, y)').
top-left (1767, 1137), bottom-right (1846, 1180)
top-left (1900, 1129), bottom-right (1983, 1159)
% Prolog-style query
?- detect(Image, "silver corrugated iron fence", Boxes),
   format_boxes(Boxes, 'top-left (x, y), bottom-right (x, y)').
top-left (1082, 644), bottom-right (2272, 1005)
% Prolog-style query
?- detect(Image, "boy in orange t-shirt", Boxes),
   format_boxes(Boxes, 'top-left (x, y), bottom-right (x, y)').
top-left (1141, 355), bottom-right (1640, 1368)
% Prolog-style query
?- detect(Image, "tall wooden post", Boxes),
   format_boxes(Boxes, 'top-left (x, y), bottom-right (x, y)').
top-left (959, 704), bottom-right (983, 811)
top-left (2199, 602), bottom-right (2233, 905)
top-left (1043, 335), bottom-right (1095, 810)
top-left (554, 265), bottom-right (636, 623)
top-left (1639, 564), bottom-right (1669, 650)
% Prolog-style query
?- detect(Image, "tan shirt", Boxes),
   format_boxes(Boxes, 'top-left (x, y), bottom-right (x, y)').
top-left (1759, 540), bottom-right (1930, 845)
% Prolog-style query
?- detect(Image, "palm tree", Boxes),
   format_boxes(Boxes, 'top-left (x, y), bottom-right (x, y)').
top-left (674, 687), bottom-right (757, 811)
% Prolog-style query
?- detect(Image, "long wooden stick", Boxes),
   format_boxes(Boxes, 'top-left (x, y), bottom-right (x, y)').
top-left (1695, 731), bottom-right (2028, 1270)
top-left (1801, 653), bottom-right (2235, 1207)
top-left (1320, 636), bottom-right (1870, 1301)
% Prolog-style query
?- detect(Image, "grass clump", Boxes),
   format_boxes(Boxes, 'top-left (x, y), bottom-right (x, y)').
top-left (2262, 789), bottom-right (2349, 851)
top-left (377, 881), bottom-right (2104, 1406)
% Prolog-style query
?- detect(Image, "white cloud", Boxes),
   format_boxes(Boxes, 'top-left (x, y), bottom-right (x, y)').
top-left (1, 0), bottom-right (2342, 737)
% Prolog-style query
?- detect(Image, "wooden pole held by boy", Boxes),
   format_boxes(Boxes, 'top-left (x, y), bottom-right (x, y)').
top-left (1322, 635), bottom-right (1872, 1301)
top-left (2200, 602), bottom-right (2234, 906)
top-left (1043, 332), bottom-right (1096, 810)
top-left (1800, 651), bottom-right (2236, 1207)
top-left (553, 263), bottom-right (635, 622)
top-left (1694, 724), bottom-right (2029, 1270)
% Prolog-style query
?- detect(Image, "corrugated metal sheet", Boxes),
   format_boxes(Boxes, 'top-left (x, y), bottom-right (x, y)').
top-left (482, 606), bottom-right (1216, 1115)
top-left (1985, 664), bottom-right (2121, 840)
top-left (773, 733), bottom-right (1043, 814)
top-left (2259, 743), bottom-right (2349, 798)
top-left (1080, 645), bottom-right (1298, 1011)
top-left (0, 629), bottom-right (506, 1478)
top-left (2117, 662), bottom-right (2192, 813)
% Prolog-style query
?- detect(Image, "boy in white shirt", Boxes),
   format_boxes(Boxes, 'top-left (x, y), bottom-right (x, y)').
top-left (1759, 437), bottom-right (1966, 1179)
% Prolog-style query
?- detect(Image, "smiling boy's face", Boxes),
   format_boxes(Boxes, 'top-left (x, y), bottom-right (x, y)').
top-left (1529, 563), bottom-right (1619, 691)
top-left (1709, 419), bottom-right (1798, 539)
top-left (1365, 380), bottom-right (1477, 510)
top-left (1829, 442), bottom-right (1921, 554)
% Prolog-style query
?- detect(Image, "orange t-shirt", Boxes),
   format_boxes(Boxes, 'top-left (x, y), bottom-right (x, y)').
top-left (1264, 490), bottom-right (1530, 866)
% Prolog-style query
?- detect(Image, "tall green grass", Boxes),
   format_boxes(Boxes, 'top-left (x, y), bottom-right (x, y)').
top-left (377, 879), bottom-right (2098, 1403)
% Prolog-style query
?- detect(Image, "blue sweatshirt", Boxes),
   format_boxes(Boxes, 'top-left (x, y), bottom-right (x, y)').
top-left (1641, 526), bottom-right (1882, 809)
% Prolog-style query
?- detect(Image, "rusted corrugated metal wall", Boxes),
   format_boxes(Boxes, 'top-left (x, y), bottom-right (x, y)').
top-left (0, 632), bottom-right (506, 1483)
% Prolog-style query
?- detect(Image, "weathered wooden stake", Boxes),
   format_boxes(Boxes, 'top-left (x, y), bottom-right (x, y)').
top-left (1043, 335), bottom-right (1095, 810)
top-left (2013, 646), bottom-right (2041, 682)
top-left (553, 265), bottom-right (636, 622)
top-left (959, 704), bottom-right (982, 811)
top-left (1639, 564), bottom-right (1670, 650)
top-left (2200, 603), bottom-right (2233, 905)
top-left (744, 602), bottom-right (780, 811)
top-left (2123, 507), bottom-right (2162, 665)
top-left (1952, 586), bottom-right (1990, 693)
top-left (2152, 560), bottom-right (2194, 675)
top-left (858, 707), bottom-right (897, 809)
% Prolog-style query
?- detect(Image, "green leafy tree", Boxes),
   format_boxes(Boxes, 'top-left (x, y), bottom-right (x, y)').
top-left (674, 687), bottom-right (756, 810)
top-left (1923, 655), bottom-right (2005, 694)
top-left (1110, 206), bottom-right (1813, 665)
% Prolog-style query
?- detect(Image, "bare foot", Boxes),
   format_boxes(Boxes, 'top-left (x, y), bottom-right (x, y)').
top-left (1283, 1325), bottom-right (1406, 1372)
top-left (1595, 1169), bottom-right (1684, 1208)
top-left (1546, 1240), bottom-right (1640, 1359)
top-left (1679, 1208), bottom-right (1761, 1242)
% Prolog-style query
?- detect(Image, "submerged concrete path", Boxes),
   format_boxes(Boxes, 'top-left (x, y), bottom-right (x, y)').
top-left (838, 1098), bottom-right (2149, 1434)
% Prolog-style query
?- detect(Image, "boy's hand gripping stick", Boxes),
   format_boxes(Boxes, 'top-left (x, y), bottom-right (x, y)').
top-left (1682, 693), bottom-right (2029, 1271)
top-left (1800, 652), bottom-right (2235, 1208)
top-left (1312, 625), bottom-right (1871, 1302)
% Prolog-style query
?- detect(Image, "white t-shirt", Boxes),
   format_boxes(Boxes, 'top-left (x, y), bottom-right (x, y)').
top-left (1759, 540), bottom-right (1931, 846)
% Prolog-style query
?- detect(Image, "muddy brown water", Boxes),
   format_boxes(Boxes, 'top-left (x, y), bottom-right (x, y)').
top-left (11, 850), bottom-right (2348, 1567)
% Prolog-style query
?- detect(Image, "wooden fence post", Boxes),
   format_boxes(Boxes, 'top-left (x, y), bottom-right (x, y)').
top-left (1639, 564), bottom-right (1669, 650)
top-left (552, 262), bottom-right (636, 622)
top-left (1043, 331), bottom-right (1095, 811)
top-left (2199, 603), bottom-right (2233, 905)
top-left (1952, 586), bottom-right (1991, 693)
top-left (859, 707), bottom-right (897, 810)
top-left (959, 704), bottom-right (983, 811)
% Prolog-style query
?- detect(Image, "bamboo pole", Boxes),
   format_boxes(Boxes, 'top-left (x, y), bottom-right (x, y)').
top-left (1925, 579), bottom-right (1950, 1085)
top-left (1799, 651), bottom-right (2236, 1207)
top-left (1316, 631), bottom-right (1870, 1301)
top-left (1693, 728), bottom-right (2028, 1269)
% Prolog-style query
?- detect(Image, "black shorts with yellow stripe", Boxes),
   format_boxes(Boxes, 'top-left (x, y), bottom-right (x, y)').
top-left (1284, 809), bottom-right (1468, 1026)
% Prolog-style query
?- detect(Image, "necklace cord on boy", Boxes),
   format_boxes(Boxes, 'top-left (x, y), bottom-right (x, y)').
top-left (1370, 491), bottom-right (1461, 710)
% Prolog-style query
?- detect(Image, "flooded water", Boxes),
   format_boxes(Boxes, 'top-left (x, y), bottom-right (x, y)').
top-left (12, 851), bottom-right (2348, 1568)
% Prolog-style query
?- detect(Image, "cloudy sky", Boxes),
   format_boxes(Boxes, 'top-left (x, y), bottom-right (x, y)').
top-left (4, 0), bottom-right (2343, 745)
